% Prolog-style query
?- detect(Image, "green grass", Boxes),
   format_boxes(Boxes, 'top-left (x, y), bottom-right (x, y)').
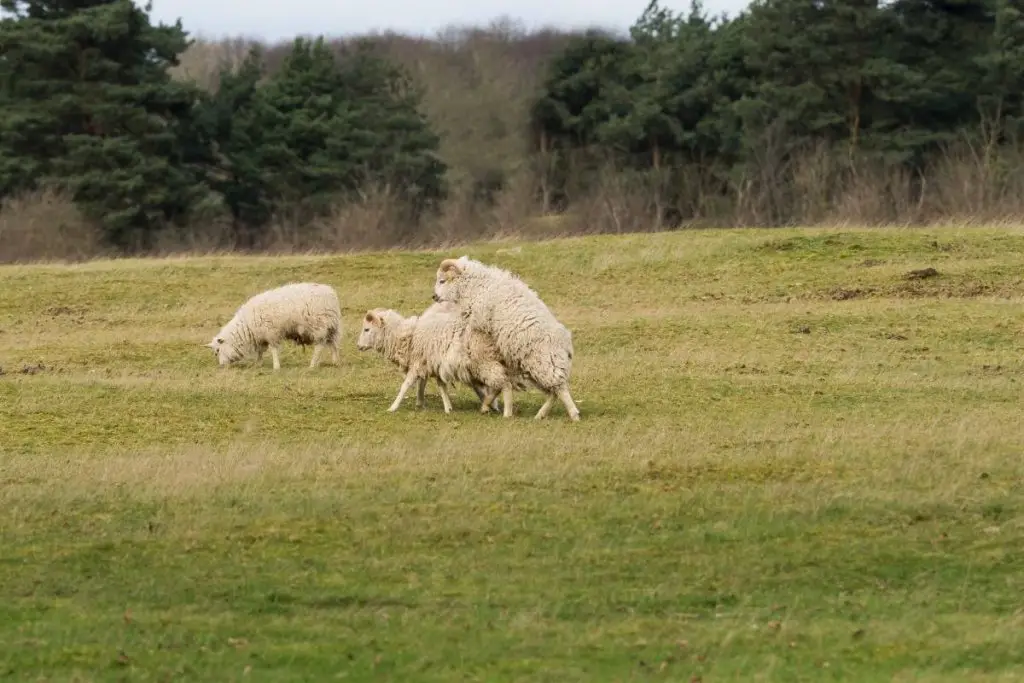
top-left (2, 225), bottom-right (1024, 682)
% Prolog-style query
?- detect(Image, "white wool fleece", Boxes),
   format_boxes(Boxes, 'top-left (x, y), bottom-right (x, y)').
top-left (412, 301), bottom-right (527, 401)
top-left (207, 282), bottom-right (342, 370)
top-left (432, 256), bottom-right (580, 421)
top-left (356, 303), bottom-right (514, 414)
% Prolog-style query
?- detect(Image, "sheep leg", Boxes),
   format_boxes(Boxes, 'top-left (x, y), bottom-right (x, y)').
top-left (558, 387), bottom-right (581, 421)
top-left (387, 371), bottom-right (418, 412)
top-left (437, 381), bottom-right (454, 414)
top-left (328, 327), bottom-right (341, 366)
top-left (535, 394), bottom-right (557, 420)
top-left (471, 383), bottom-right (491, 412)
top-left (478, 388), bottom-right (493, 414)
top-left (270, 346), bottom-right (281, 371)
top-left (478, 385), bottom-right (498, 414)
top-left (472, 383), bottom-right (502, 413)
top-left (501, 386), bottom-right (514, 418)
top-left (310, 345), bottom-right (323, 368)
top-left (415, 377), bottom-right (428, 409)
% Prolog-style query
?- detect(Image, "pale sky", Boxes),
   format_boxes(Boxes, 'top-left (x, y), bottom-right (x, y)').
top-left (147, 0), bottom-right (752, 42)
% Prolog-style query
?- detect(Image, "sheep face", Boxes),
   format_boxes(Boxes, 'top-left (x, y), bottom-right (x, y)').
top-left (207, 336), bottom-right (241, 366)
top-left (432, 257), bottom-right (466, 303)
top-left (357, 309), bottom-right (394, 351)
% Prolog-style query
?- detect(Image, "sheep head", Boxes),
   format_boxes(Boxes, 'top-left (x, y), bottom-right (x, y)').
top-left (206, 335), bottom-right (240, 366)
top-left (433, 257), bottom-right (466, 303)
top-left (358, 308), bottom-right (405, 351)
top-left (357, 310), bottom-right (385, 351)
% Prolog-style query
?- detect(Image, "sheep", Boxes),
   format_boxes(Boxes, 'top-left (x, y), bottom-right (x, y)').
top-left (206, 282), bottom-right (342, 370)
top-left (431, 255), bottom-right (580, 421)
top-left (404, 301), bottom-right (526, 414)
top-left (355, 305), bottom-right (464, 412)
top-left (356, 302), bottom-right (519, 414)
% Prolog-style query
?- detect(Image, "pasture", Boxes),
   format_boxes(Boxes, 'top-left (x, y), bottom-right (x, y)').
top-left (1, 226), bottom-right (1023, 682)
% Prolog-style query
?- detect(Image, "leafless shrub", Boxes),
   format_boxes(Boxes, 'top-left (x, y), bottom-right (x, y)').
top-left (0, 190), bottom-right (106, 264)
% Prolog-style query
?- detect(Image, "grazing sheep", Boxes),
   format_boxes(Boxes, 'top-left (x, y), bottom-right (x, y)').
top-left (431, 256), bottom-right (580, 421)
top-left (356, 303), bottom-right (517, 413)
top-left (206, 282), bottom-right (342, 370)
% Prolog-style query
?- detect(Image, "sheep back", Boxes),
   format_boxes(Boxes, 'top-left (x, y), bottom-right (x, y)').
top-left (436, 258), bottom-right (573, 392)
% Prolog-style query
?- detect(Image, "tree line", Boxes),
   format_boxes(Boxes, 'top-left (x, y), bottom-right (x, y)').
top-left (1, 0), bottom-right (1023, 259)
top-left (532, 0), bottom-right (1024, 227)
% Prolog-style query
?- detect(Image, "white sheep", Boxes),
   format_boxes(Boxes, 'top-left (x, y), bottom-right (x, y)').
top-left (356, 302), bottom-right (519, 414)
top-left (431, 256), bottom-right (580, 421)
top-left (206, 282), bottom-right (342, 370)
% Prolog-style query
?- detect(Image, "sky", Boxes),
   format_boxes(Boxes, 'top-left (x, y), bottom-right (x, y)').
top-left (146, 0), bottom-right (752, 42)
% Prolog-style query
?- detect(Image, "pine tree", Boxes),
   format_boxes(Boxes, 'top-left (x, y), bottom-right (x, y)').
top-left (203, 37), bottom-right (446, 237)
top-left (529, 30), bottom-right (635, 150)
top-left (976, 0), bottom-right (1024, 142)
top-left (883, 0), bottom-right (995, 161)
top-left (333, 41), bottom-right (447, 211)
top-left (0, 0), bottom-right (212, 247)
top-left (198, 45), bottom-right (288, 239)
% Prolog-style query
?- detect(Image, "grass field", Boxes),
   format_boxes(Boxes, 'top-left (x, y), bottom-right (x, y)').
top-left (1, 226), bottom-right (1023, 682)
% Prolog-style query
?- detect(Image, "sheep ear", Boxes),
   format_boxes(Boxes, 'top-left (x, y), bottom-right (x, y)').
top-left (439, 258), bottom-right (462, 276)
top-left (364, 311), bottom-right (377, 324)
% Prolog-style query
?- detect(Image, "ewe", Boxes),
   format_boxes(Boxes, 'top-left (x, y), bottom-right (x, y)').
top-left (356, 302), bottom-right (519, 414)
top-left (432, 256), bottom-right (580, 421)
top-left (207, 282), bottom-right (342, 370)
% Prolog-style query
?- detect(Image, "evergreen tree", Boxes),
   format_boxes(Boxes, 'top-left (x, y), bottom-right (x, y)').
top-left (199, 45), bottom-right (286, 238)
top-left (529, 30), bottom-right (635, 150)
top-left (595, 1), bottom-right (724, 173)
top-left (975, 0), bottom-right (1024, 143)
top-left (332, 41), bottom-right (447, 211)
top-left (0, 0), bottom-right (211, 247)
top-left (203, 37), bottom-right (446, 237)
top-left (886, 0), bottom-right (995, 161)
top-left (528, 30), bottom-right (635, 206)
top-left (734, 0), bottom-right (904, 155)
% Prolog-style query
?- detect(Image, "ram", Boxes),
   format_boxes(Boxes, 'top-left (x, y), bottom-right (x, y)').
top-left (432, 256), bottom-right (580, 421)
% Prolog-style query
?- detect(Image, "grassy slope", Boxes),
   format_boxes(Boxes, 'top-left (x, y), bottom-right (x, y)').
top-left (1, 226), bottom-right (1023, 682)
